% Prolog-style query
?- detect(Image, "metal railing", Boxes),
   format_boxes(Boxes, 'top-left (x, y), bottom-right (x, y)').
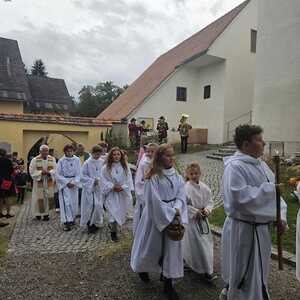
top-left (226, 111), bottom-right (252, 142)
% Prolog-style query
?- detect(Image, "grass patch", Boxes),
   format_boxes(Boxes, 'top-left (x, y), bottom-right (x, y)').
top-left (98, 233), bottom-right (133, 260)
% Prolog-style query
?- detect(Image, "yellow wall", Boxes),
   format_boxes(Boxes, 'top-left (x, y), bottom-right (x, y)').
top-left (0, 119), bottom-right (109, 164)
top-left (0, 101), bottom-right (24, 114)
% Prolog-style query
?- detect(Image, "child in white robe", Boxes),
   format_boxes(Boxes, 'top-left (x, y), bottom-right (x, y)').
top-left (131, 144), bottom-right (188, 300)
top-left (133, 143), bottom-right (158, 235)
top-left (182, 163), bottom-right (216, 281)
top-left (80, 145), bottom-right (104, 234)
top-left (56, 144), bottom-right (81, 231)
top-left (101, 147), bottom-right (133, 242)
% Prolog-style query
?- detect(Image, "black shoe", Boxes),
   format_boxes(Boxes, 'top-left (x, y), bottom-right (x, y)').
top-left (63, 223), bottom-right (71, 231)
top-left (111, 231), bottom-right (119, 242)
top-left (5, 214), bottom-right (14, 219)
top-left (204, 273), bottom-right (218, 282)
top-left (138, 272), bottom-right (150, 283)
top-left (69, 221), bottom-right (75, 226)
top-left (43, 215), bottom-right (49, 221)
top-left (0, 213), bottom-right (6, 218)
top-left (36, 216), bottom-right (41, 220)
top-left (164, 279), bottom-right (179, 300)
top-left (88, 224), bottom-right (98, 234)
top-left (0, 222), bottom-right (9, 227)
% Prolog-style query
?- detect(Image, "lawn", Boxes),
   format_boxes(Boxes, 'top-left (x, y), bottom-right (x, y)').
top-left (209, 163), bottom-right (300, 254)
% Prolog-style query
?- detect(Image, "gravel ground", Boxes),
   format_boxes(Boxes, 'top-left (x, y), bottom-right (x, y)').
top-left (1, 235), bottom-right (300, 300)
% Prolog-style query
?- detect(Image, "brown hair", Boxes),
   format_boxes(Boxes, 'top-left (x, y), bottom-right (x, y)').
top-left (63, 144), bottom-right (74, 153)
top-left (98, 141), bottom-right (108, 148)
top-left (146, 143), bottom-right (173, 179)
top-left (106, 147), bottom-right (128, 175)
top-left (91, 145), bottom-right (102, 154)
top-left (185, 163), bottom-right (201, 181)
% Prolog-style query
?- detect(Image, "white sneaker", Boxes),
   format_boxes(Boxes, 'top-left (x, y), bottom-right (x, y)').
top-left (219, 288), bottom-right (228, 300)
top-left (55, 208), bottom-right (60, 213)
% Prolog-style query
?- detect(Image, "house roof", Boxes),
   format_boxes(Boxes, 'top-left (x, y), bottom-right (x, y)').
top-left (0, 37), bottom-right (31, 101)
top-left (97, 0), bottom-right (250, 122)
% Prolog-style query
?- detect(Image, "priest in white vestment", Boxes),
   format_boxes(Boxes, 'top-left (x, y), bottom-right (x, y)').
top-left (220, 125), bottom-right (287, 300)
top-left (56, 144), bottom-right (81, 231)
top-left (131, 144), bottom-right (187, 300)
top-left (29, 145), bottom-right (57, 221)
top-left (80, 145), bottom-right (104, 234)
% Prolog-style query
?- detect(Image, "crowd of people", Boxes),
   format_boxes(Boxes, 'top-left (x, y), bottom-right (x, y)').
top-left (1, 124), bottom-right (299, 300)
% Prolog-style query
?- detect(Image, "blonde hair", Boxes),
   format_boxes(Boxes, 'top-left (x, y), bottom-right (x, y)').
top-left (185, 163), bottom-right (201, 181)
top-left (146, 143), bottom-right (173, 179)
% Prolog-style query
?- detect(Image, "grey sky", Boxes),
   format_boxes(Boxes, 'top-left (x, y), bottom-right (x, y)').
top-left (0, 0), bottom-right (244, 97)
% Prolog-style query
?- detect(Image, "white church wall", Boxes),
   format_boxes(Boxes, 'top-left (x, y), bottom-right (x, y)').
top-left (129, 60), bottom-right (225, 144)
top-left (209, 0), bottom-right (257, 141)
top-left (253, 0), bottom-right (300, 155)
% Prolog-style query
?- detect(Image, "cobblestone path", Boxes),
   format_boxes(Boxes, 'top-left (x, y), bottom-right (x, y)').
top-left (178, 151), bottom-right (224, 207)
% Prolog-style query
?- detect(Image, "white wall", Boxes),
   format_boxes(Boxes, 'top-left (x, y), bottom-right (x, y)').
top-left (209, 0), bottom-right (257, 141)
top-left (130, 60), bottom-right (225, 144)
top-left (253, 0), bottom-right (300, 153)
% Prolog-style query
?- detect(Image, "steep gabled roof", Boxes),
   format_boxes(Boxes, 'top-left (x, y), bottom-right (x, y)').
top-left (0, 37), bottom-right (31, 101)
top-left (97, 0), bottom-right (250, 121)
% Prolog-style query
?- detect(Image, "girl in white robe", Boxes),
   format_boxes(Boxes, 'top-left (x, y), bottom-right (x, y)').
top-left (56, 145), bottom-right (81, 231)
top-left (131, 144), bottom-right (188, 300)
top-left (101, 147), bottom-right (133, 242)
top-left (182, 163), bottom-right (216, 281)
top-left (220, 151), bottom-right (287, 300)
top-left (80, 145), bottom-right (104, 234)
top-left (133, 143), bottom-right (158, 235)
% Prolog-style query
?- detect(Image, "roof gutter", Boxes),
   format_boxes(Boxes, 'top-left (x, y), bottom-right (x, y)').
top-left (175, 49), bottom-right (209, 69)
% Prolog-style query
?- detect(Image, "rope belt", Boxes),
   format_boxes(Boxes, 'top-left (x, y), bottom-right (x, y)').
top-left (234, 218), bottom-right (271, 300)
top-left (162, 198), bottom-right (176, 203)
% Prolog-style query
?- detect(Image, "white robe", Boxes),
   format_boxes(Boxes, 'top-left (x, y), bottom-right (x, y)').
top-left (182, 181), bottom-right (214, 274)
top-left (29, 155), bottom-right (56, 217)
top-left (133, 156), bottom-right (151, 235)
top-left (56, 155), bottom-right (81, 224)
top-left (131, 168), bottom-right (188, 279)
top-left (221, 152), bottom-right (287, 300)
top-left (295, 182), bottom-right (300, 281)
top-left (80, 157), bottom-right (104, 227)
top-left (101, 162), bottom-right (133, 225)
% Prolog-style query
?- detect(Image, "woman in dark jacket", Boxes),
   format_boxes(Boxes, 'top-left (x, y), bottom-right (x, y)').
top-left (0, 148), bottom-right (14, 226)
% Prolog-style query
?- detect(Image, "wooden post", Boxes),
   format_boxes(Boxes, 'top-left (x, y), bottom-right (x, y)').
top-left (273, 152), bottom-right (283, 270)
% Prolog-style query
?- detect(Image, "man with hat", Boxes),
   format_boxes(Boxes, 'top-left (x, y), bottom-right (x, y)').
top-left (156, 116), bottom-right (169, 144)
top-left (178, 114), bottom-right (192, 153)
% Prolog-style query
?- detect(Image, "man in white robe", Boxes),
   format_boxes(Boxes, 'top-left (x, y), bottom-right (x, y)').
top-left (56, 145), bottom-right (81, 231)
top-left (220, 125), bottom-right (287, 300)
top-left (29, 145), bottom-right (57, 221)
top-left (80, 145), bottom-right (104, 234)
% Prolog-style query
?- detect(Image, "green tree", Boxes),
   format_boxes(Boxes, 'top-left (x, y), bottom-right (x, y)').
top-left (74, 81), bottom-right (129, 117)
top-left (31, 59), bottom-right (48, 77)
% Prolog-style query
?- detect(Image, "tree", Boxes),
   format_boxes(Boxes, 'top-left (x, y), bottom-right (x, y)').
top-left (74, 81), bottom-right (129, 117)
top-left (31, 59), bottom-right (48, 77)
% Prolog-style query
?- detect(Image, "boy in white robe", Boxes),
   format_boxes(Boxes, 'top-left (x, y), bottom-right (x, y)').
top-left (131, 144), bottom-right (188, 300)
top-left (101, 147), bottom-right (133, 242)
top-left (80, 145), bottom-right (104, 234)
top-left (56, 144), bottom-right (81, 231)
top-left (220, 125), bottom-right (288, 300)
top-left (133, 143), bottom-right (158, 235)
top-left (29, 145), bottom-right (57, 221)
top-left (183, 163), bottom-right (216, 281)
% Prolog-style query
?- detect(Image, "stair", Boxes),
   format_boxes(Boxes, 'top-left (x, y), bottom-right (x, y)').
top-left (206, 143), bottom-right (237, 160)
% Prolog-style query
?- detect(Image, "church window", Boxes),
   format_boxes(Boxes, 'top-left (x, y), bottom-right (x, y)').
top-left (251, 29), bottom-right (257, 53)
top-left (204, 85), bottom-right (211, 99)
top-left (176, 87), bottom-right (187, 102)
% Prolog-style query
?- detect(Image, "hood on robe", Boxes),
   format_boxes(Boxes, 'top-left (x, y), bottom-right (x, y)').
top-left (223, 151), bottom-right (261, 167)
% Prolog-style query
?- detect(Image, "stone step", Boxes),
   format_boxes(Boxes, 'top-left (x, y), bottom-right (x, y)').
top-left (206, 154), bottom-right (224, 161)
top-left (212, 152), bottom-right (231, 157)
top-left (218, 148), bottom-right (236, 154)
